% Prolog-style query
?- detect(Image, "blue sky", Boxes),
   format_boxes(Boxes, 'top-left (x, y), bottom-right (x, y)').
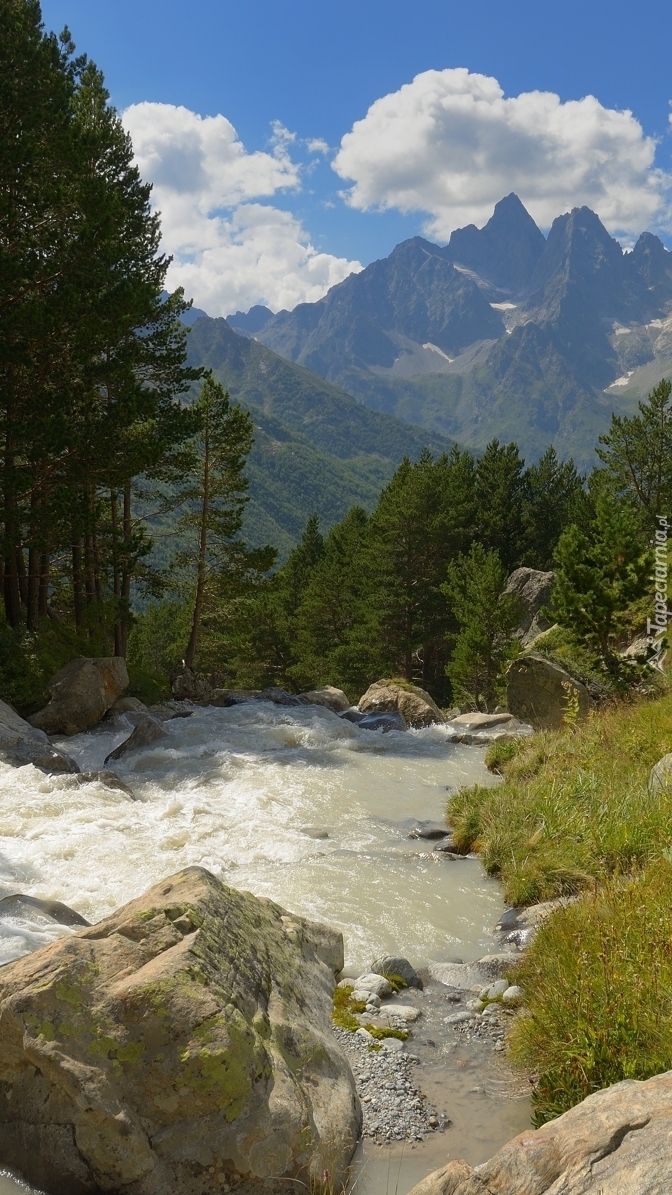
top-left (40, 0), bottom-right (672, 315)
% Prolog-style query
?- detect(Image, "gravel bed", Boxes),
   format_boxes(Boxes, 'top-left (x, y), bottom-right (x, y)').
top-left (444, 1003), bottom-right (514, 1053)
top-left (333, 1028), bottom-right (449, 1143)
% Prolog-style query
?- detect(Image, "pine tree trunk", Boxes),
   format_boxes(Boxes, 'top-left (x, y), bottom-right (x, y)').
top-left (27, 544), bottom-right (40, 631)
top-left (111, 490), bottom-right (124, 656)
top-left (184, 426), bottom-right (210, 671)
top-left (72, 540), bottom-right (85, 630)
top-left (38, 552), bottom-right (50, 618)
top-left (16, 547), bottom-right (28, 607)
top-left (119, 482), bottom-right (132, 657)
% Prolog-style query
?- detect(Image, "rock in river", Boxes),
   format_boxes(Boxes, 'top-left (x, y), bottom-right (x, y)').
top-left (370, 954), bottom-right (423, 989)
top-left (28, 656), bottom-right (129, 736)
top-left (104, 712), bottom-right (168, 763)
top-left (0, 866), bottom-right (360, 1195)
top-left (0, 697), bottom-right (79, 774)
top-left (406, 1069), bottom-right (672, 1195)
top-left (358, 680), bottom-right (445, 728)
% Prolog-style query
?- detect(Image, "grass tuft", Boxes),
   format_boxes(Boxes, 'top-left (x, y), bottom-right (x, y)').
top-left (509, 863), bottom-right (672, 1125)
top-left (448, 690), bottom-right (672, 906)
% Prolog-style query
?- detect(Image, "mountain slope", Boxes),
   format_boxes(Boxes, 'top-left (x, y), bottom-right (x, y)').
top-left (250, 196), bottom-right (672, 470)
top-left (184, 316), bottom-right (452, 554)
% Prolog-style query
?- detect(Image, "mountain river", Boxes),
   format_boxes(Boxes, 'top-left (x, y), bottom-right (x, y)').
top-left (0, 700), bottom-right (530, 1194)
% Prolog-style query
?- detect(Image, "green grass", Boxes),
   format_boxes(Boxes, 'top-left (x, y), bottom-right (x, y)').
top-left (509, 864), bottom-right (672, 1125)
top-left (448, 689), bottom-right (672, 906)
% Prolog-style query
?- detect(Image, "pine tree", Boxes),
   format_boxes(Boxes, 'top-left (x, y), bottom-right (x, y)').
top-left (596, 379), bottom-right (672, 524)
top-left (474, 440), bottom-right (528, 571)
top-left (170, 377), bottom-right (261, 670)
top-left (443, 544), bottom-right (523, 711)
top-left (551, 492), bottom-right (653, 678)
top-left (523, 447), bottom-right (587, 569)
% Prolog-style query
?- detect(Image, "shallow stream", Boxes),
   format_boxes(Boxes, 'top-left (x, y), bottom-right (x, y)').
top-left (0, 701), bottom-right (530, 1193)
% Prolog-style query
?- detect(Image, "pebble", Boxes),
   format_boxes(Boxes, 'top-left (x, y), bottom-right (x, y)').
top-left (502, 985), bottom-right (523, 1003)
top-left (333, 1028), bottom-right (449, 1142)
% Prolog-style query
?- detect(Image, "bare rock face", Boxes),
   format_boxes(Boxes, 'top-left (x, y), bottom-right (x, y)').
top-left (28, 657), bottom-right (129, 736)
top-left (406, 1069), bottom-right (672, 1195)
top-left (0, 697), bottom-right (79, 773)
top-left (507, 654), bottom-right (593, 730)
top-left (0, 866), bottom-right (360, 1195)
top-left (301, 686), bottom-right (351, 713)
top-left (358, 681), bottom-right (445, 728)
top-left (649, 752), bottom-right (672, 794)
top-left (504, 567), bottom-right (555, 644)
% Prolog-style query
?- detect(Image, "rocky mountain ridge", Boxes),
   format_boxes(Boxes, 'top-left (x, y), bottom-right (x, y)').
top-left (232, 194), bottom-right (672, 468)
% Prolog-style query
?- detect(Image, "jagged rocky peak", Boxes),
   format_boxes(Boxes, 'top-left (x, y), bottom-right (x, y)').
top-left (628, 231), bottom-right (672, 289)
top-left (528, 205), bottom-right (623, 296)
top-left (226, 303), bottom-right (274, 333)
top-left (444, 192), bottom-right (546, 293)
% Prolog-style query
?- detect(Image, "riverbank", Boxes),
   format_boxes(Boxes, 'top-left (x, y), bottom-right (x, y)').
top-left (0, 700), bottom-right (530, 1194)
top-left (446, 687), bottom-right (672, 1124)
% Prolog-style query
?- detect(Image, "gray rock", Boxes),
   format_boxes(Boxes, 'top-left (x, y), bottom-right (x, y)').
top-left (301, 686), bottom-right (351, 713)
top-left (104, 713), bottom-right (168, 763)
top-left (649, 753), bottom-right (672, 794)
top-left (107, 696), bottom-right (147, 716)
top-left (355, 1027), bottom-right (374, 1042)
top-left (481, 979), bottom-right (508, 999)
top-left (75, 770), bottom-right (138, 801)
top-left (476, 953), bottom-right (521, 978)
top-left (300, 826), bottom-right (330, 839)
top-left (496, 907), bottom-right (524, 931)
top-left (504, 567), bottom-right (555, 643)
top-left (370, 955), bottom-right (423, 989)
top-left (0, 894), bottom-right (90, 928)
top-left (380, 1036), bottom-right (406, 1053)
top-left (445, 711), bottom-right (535, 743)
top-left (407, 821), bottom-right (450, 839)
top-left (506, 653), bottom-right (593, 730)
top-left (378, 1004), bottom-right (421, 1022)
top-left (0, 697), bottom-right (79, 774)
top-left (257, 687), bottom-right (310, 707)
top-left (354, 973), bottom-right (393, 998)
top-left (171, 668), bottom-right (213, 702)
top-left (358, 680), bottom-right (445, 728)
top-left (358, 711), bottom-right (407, 732)
top-left (28, 657), bottom-right (129, 736)
top-left (429, 962), bottom-right (491, 990)
top-left (502, 985), bottom-right (523, 1003)
top-left (407, 1069), bottom-right (672, 1195)
top-left (443, 1010), bottom-right (477, 1025)
top-left (0, 867), bottom-right (360, 1194)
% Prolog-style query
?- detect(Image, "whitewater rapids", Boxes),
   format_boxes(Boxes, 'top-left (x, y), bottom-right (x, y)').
top-left (0, 700), bottom-right (503, 969)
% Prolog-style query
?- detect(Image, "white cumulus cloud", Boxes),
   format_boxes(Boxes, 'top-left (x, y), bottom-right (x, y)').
top-left (123, 102), bottom-right (361, 314)
top-left (333, 68), bottom-right (671, 240)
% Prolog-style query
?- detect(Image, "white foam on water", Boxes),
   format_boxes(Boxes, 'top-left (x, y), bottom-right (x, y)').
top-left (0, 702), bottom-right (503, 969)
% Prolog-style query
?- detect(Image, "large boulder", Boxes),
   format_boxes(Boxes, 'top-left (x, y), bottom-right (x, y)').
top-left (358, 680), bottom-right (444, 728)
top-left (504, 567), bottom-right (555, 644)
top-left (0, 866), bottom-right (360, 1195)
top-left (28, 657), bottom-right (128, 736)
top-left (406, 1069), bottom-right (672, 1195)
top-left (301, 686), bottom-right (351, 713)
top-left (0, 697), bottom-right (79, 774)
top-left (507, 654), bottom-right (593, 730)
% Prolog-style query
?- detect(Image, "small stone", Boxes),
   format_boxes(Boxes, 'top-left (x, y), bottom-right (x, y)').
top-left (443, 1010), bottom-right (476, 1025)
top-left (353, 973), bottom-right (393, 998)
top-left (484, 979), bottom-right (509, 999)
top-left (502, 985), bottom-right (523, 1003)
top-left (356, 1028), bottom-right (374, 1042)
top-left (378, 1004), bottom-right (420, 1022)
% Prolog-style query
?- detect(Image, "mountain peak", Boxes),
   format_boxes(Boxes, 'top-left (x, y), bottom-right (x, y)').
top-left (444, 193), bottom-right (545, 293)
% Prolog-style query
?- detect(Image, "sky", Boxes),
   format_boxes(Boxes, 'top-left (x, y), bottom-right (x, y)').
top-left (40, 0), bottom-right (672, 317)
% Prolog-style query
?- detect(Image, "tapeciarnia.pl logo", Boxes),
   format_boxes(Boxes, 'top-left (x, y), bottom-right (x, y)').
top-left (647, 515), bottom-right (669, 672)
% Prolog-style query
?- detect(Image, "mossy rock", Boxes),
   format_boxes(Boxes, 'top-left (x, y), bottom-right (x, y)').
top-left (0, 867), bottom-right (360, 1194)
